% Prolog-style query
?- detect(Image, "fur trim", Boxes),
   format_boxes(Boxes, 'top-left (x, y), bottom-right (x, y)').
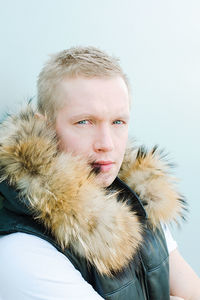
top-left (119, 143), bottom-right (186, 227)
top-left (0, 107), bottom-right (142, 276)
top-left (0, 106), bottom-right (186, 274)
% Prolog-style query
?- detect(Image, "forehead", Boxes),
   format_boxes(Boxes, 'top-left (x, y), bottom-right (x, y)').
top-left (57, 76), bottom-right (130, 118)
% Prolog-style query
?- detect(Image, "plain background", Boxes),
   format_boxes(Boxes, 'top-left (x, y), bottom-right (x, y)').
top-left (0, 0), bottom-right (199, 276)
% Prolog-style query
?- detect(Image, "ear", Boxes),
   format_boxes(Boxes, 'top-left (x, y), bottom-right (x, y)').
top-left (34, 113), bottom-right (47, 120)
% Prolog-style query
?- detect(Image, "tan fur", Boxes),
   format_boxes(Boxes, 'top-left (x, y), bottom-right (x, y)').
top-left (0, 107), bottom-right (142, 276)
top-left (0, 106), bottom-right (185, 275)
top-left (119, 143), bottom-right (185, 228)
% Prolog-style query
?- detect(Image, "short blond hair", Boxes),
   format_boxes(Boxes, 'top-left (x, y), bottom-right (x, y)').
top-left (37, 46), bottom-right (130, 121)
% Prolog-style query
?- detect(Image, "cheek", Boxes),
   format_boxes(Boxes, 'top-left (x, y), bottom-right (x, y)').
top-left (115, 134), bottom-right (128, 164)
top-left (116, 131), bottom-right (128, 150)
top-left (58, 130), bottom-right (92, 156)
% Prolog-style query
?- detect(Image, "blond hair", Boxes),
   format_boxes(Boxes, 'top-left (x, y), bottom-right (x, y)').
top-left (37, 46), bottom-right (130, 121)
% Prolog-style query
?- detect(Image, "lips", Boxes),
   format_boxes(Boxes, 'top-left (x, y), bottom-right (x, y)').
top-left (92, 161), bottom-right (114, 172)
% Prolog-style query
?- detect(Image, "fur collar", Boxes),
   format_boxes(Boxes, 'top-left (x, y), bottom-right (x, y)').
top-left (0, 106), bottom-right (185, 275)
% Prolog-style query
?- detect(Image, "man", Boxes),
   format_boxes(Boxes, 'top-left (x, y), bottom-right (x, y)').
top-left (0, 46), bottom-right (199, 299)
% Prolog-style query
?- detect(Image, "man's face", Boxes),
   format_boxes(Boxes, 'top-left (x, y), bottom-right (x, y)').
top-left (55, 76), bottom-right (130, 187)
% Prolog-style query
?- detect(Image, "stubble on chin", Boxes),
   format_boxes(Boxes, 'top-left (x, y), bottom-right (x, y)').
top-left (95, 174), bottom-right (114, 187)
top-left (95, 168), bottom-right (119, 187)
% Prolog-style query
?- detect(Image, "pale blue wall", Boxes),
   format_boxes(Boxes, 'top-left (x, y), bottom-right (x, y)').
top-left (0, 0), bottom-right (199, 275)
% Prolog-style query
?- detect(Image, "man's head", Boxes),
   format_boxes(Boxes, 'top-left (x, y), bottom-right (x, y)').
top-left (37, 46), bottom-right (130, 187)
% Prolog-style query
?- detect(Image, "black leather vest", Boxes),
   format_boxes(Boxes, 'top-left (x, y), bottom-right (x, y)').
top-left (0, 178), bottom-right (170, 300)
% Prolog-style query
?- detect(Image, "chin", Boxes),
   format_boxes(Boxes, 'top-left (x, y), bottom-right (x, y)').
top-left (95, 173), bottom-right (117, 187)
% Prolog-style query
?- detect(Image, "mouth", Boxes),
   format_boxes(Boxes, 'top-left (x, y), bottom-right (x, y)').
top-left (91, 161), bottom-right (115, 172)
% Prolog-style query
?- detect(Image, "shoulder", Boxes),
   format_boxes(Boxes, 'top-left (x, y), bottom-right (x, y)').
top-left (161, 223), bottom-right (177, 253)
top-left (0, 233), bottom-right (102, 300)
top-left (0, 232), bottom-right (68, 269)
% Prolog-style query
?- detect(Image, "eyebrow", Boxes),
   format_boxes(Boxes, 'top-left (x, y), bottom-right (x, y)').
top-left (69, 113), bottom-right (130, 122)
top-left (69, 114), bottom-right (95, 122)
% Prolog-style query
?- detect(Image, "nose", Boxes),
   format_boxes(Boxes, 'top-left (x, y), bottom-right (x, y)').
top-left (93, 125), bottom-right (114, 153)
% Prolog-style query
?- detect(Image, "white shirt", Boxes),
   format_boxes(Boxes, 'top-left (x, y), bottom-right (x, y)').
top-left (0, 226), bottom-right (177, 300)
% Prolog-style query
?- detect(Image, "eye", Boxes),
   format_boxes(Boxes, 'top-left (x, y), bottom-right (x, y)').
top-left (75, 119), bottom-right (93, 126)
top-left (77, 120), bottom-right (88, 124)
top-left (113, 120), bottom-right (124, 125)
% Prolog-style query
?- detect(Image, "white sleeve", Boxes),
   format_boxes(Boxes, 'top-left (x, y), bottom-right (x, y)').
top-left (161, 223), bottom-right (177, 253)
top-left (0, 232), bottom-right (103, 300)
